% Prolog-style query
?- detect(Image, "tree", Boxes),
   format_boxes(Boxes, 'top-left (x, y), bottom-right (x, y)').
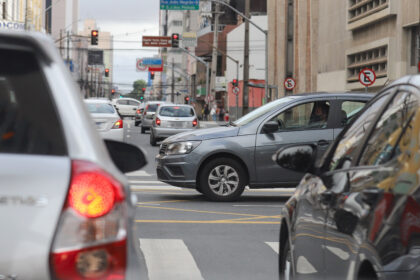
top-left (126, 79), bottom-right (147, 100)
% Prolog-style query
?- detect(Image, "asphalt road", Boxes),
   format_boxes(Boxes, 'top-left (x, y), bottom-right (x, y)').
top-left (123, 119), bottom-right (293, 280)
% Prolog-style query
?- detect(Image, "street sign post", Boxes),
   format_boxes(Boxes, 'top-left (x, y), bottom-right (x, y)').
top-left (233, 86), bottom-right (240, 121)
top-left (284, 77), bottom-right (296, 91)
top-left (142, 36), bottom-right (172, 47)
top-left (359, 68), bottom-right (376, 91)
top-left (160, 0), bottom-right (199, 10)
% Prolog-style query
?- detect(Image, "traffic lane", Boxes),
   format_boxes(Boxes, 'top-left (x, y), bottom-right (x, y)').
top-left (134, 188), bottom-right (288, 280)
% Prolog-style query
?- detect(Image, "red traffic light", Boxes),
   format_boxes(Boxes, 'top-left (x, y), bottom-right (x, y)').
top-left (185, 97), bottom-right (190, 101)
top-left (172, 34), bottom-right (178, 39)
top-left (105, 68), bottom-right (109, 73)
top-left (91, 30), bottom-right (98, 37)
top-left (142, 88), bottom-right (146, 91)
top-left (111, 89), bottom-right (115, 93)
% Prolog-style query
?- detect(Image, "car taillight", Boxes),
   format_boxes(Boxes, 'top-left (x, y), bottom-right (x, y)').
top-left (136, 109), bottom-right (141, 114)
top-left (144, 105), bottom-right (149, 115)
top-left (112, 120), bottom-right (123, 129)
top-left (192, 119), bottom-right (198, 127)
top-left (156, 117), bottom-right (161, 126)
top-left (50, 160), bottom-right (127, 280)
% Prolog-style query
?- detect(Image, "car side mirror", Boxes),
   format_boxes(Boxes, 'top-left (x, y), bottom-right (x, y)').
top-left (104, 140), bottom-right (147, 173)
top-left (273, 145), bottom-right (316, 173)
top-left (262, 121), bottom-right (279, 134)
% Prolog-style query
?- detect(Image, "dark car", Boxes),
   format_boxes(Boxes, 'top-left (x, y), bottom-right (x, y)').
top-left (156, 92), bottom-right (372, 201)
top-left (276, 75), bottom-right (420, 279)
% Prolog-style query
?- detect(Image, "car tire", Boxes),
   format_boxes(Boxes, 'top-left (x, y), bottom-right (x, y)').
top-left (279, 240), bottom-right (292, 280)
top-left (141, 126), bottom-right (146, 134)
top-left (199, 157), bottom-right (246, 202)
top-left (150, 131), bottom-right (158, 146)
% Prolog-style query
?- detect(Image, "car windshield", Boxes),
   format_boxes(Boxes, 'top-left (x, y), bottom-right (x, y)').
top-left (147, 104), bottom-right (159, 112)
top-left (233, 97), bottom-right (296, 126)
top-left (86, 103), bottom-right (115, 114)
top-left (159, 106), bottom-right (194, 117)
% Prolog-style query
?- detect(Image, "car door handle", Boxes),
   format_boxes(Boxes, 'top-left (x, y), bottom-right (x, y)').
top-left (317, 140), bottom-right (329, 147)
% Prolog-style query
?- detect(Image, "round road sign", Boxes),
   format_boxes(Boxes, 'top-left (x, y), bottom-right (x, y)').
top-left (206, 95), bottom-right (214, 102)
top-left (136, 59), bottom-right (148, 72)
top-left (284, 77), bottom-right (296, 90)
top-left (359, 68), bottom-right (376, 87)
top-left (233, 87), bottom-right (240, 96)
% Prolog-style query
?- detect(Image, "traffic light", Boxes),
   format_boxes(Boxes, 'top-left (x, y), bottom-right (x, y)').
top-left (184, 96), bottom-right (190, 104)
top-left (111, 89), bottom-right (115, 94)
top-left (104, 68), bottom-right (109, 77)
top-left (232, 79), bottom-right (238, 87)
top-left (91, 30), bottom-right (99, 45)
top-left (142, 87), bottom-right (146, 92)
top-left (171, 33), bottom-right (179, 48)
top-left (140, 96), bottom-right (144, 101)
top-left (150, 71), bottom-right (155, 80)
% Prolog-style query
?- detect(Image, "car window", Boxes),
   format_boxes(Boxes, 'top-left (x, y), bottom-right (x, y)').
top-left (268, 101), bottom-right (330, 132)
top-left (117, 100), bottom-right (128, 105)
top-left (129, 100), bottom-right (140, 106)
top-left (233, 97), bottom-right (296, 126)
top-left (0, 49), bottom-right (66, 155)
top-left (146, 104), bottom-right (160, 112)
top-left (160, 106), bottom-right (195, 117)
top-left (359, 92), bottom-right (418, 166)
top-left (86, 103), bottom-right (115, 114)
top-left (329, 94), bottom-right (389, 170)
top-left (339, 101), bottom-right (367, 127)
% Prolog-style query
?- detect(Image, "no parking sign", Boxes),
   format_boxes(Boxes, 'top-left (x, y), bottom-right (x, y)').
top-left (359, 68), bottom-right (376, 87)
top-left (284, 77), bottom-right (296, 91)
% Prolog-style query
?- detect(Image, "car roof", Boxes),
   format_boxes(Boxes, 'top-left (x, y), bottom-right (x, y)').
top-left (84, 99), bottom-right (112, 104)
top-left (289, 92), bottom-right (374, 99)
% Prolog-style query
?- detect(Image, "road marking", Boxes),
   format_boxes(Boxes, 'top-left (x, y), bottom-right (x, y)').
top-left (265, 242), bottom-right (279, 254)
top-left (232, 205), bottom-right (283, 208)
top-left (126, 135), bottom-right (131, 138)
top-left (138, 200), bottom-right (188, 205)
top-left (136, 204), bottom-right (272, 217)
top-left (136, 220), bottom-right (280, 224)
top-left (129, 180), bottom-right (166, 184)
top-left (130, 185), bottom-right (189, 191)
top-left (140, 239), bottom-right (203, 280)
top-left (126, 170), bottom-right (152, 177)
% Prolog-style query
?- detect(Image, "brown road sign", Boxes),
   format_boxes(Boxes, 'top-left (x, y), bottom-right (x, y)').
top-left (142, 36), bottom-right (172, 47)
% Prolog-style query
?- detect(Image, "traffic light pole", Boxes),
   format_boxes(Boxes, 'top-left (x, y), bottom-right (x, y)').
top-left (180, 48), bottom-right (210, 105)
top-left (171, 58), bottom-right (175, 103)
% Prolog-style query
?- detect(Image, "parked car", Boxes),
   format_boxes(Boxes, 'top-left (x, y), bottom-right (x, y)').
top-left (134, 103), bottom-right (146, 126)
top-left (141, 101), bottom-right (166, 134)
top-left (85, 99), bottom-right (124, 142)
top-left (156, 92), bottom-right (373, 201)
top-left (276, 75), bottom-right (420, 280)
top-left (150, 104), bottom-right (199, 146)
top-left (0, 31), bottom-right (146, 279)
top-left (112, 97), bottom-right (141, 118)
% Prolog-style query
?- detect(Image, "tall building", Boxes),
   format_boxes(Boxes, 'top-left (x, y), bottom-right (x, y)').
top-left (268, 0), bottom-right (420, 97)
top-left (0, 0), bottom-right (44, 31)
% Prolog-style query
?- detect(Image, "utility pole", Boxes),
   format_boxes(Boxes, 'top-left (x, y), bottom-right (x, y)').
top-left (209, 2), bottom-right (221, 105)
top-left (243, 0), bottom-right (250, 116)
top-left (66, 31), bottom-right (70, 64)
top-left (24, 0), bottom-right (29, 30)
top-left (171, 58), bottom-right (175, 103)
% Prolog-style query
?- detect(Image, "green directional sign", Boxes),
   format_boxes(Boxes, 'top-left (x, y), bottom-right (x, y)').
top-left (160, 0), bottom-right (199, 10)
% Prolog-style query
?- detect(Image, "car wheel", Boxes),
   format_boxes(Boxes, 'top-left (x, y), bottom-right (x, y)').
top-left (199, 157), bottom-right (246, 202)
top-left (150, 131), bottom-right (157, 146)
top-left (141, 126), bottom-right (146, 134)
top-left (279, 240), bottom-right (292, 280)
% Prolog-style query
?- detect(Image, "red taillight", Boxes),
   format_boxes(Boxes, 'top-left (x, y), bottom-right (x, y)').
top-left (112, 120), bottom-right (123, 129)
top-left (50, 160), bottom-right (127, 280)
top-left (144, 105), bottom-right (149, 115)
top-left (136, 109), bottom-right (141, 114)
top-left (156, 117), bottom-right (161, 126)
top-left (192, 119), bottom-right (198, 127)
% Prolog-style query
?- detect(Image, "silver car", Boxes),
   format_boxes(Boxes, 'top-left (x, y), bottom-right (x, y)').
top-left (0, 31), bottom-right (146, 279)
top-left (85, 99), bottom-right (124, 142)
top-left (156, 93), bottom-right (373, 201)
top-left (140, 101), bottom-right (166, 134)
top-left (150, 104), bottom-right (199, 146)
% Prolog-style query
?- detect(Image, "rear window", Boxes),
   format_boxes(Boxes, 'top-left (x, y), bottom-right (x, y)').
top-left (146, 104), bottom-right (160, 112)
top-left (0, 49), bottom-right (66, 155)
top-left (159, 106), bottom-right (195, 117)
top-left (86, 103), bottom-right (115, 114)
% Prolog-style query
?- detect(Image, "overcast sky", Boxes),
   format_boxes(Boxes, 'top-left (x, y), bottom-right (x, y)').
top-left (79, 0), bottom-right (161, 92)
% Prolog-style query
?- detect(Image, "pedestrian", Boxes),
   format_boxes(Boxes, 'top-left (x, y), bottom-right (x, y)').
top-left (218, 107), bottom-right (225, 122)
top-left (203, 104), bottom-right (210, 121)
top-left (224, 110), bottom-right (230, 123)
top-left (210, 105), bottom-right (216, 121)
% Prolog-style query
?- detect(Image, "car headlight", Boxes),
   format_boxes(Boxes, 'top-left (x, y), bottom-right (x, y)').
top-left (166, 141), bottom-right (201, 155)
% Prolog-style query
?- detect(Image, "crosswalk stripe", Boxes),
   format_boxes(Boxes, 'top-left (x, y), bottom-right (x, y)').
top-left (131, 185), bottom-right (189, 191)
top-left (140, 239), bottom-right (204, 280)
top-left (265, 242), bottom-right (279, 254)
top-left (126, 170), bottom-right (152, 177)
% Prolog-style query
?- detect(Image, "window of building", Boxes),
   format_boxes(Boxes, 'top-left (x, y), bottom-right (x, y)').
top-left (347, 45), bottom-right (388, 83)
top-left (348, 0), bottom-right (389, 23)
top-left (2, 2), bottom-right (6, 20)
top-left (171, 20), bottom-right (182, 27)
top-left (410, 26), bottom-right (420, 67)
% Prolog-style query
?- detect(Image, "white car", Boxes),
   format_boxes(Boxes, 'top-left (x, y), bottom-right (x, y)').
top-left (112, 97), bottom-right (141, 118)
top-left (85, 99), bottom-right (124, 142)
top-left (0, 31), bottom-right (145, 279)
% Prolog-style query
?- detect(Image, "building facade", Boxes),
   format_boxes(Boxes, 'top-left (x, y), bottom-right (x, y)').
top-left (0, 0), bottom-right (44, 31)
top-left (268, 0), bottom-right (420, 97)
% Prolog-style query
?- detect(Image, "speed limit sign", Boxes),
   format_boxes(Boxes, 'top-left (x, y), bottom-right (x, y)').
top-left (284, 77), bottom-right (296, 90)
